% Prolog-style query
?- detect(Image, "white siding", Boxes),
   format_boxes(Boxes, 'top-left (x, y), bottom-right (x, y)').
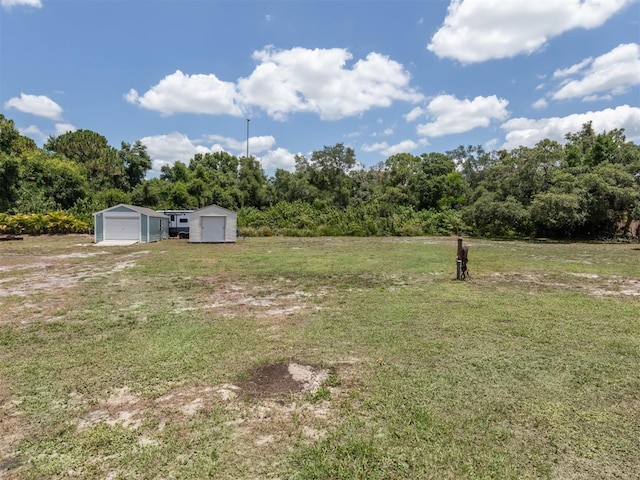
top-left (189, 204), bottom-right (237, 243)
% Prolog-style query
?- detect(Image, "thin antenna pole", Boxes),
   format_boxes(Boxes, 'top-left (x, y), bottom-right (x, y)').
top-left (246, 118), bottom-right (250, 158)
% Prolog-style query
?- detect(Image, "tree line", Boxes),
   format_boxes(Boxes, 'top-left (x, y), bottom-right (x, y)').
top-left (1, 114), bottom-right (639, 238)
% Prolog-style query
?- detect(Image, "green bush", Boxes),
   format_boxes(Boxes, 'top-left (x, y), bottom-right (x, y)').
top-left (0, 211), bottom-right (89, 235)
top-left (237, 201), bottom-right (467, 237)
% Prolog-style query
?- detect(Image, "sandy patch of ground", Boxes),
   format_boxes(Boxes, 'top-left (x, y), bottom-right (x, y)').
top-left (0, 251), bottom-right (151, 325)
top-left (484, 271), bottom-right (640, 297)
top-left (2, 259), bottom-right (140, 297)
top-left (191, 276), bottom-right (329, 344)
top-left (72, 361), bottom-right (336, 461)
top-left (199, 276), bottom-right (323, 320)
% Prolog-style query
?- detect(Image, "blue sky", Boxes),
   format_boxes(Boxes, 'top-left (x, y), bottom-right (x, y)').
top-left (1, 0), bottom-right (639, 177)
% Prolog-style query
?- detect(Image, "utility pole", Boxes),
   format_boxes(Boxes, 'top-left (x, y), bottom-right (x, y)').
top-left (246, 118), bottom-right (250, 158)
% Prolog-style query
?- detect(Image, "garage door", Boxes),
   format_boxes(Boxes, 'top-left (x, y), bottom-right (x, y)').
top-left (201, 216), bottom-right (225, 242)
top-left (104, 215), bottom-right (140, 241)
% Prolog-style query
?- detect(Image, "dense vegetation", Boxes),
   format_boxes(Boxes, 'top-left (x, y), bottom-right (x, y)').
top-left (1, 114), bottom-right (639, 238)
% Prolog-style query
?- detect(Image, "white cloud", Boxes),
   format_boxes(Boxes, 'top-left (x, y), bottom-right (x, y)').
top-left (532, 98), bottom-right (548, 109)
top-left (404, 106), bottom-right (425, 122)
top-left (501, 104), bottom-right (640, 150)
top-left (16, 123), bottom-right (75, 145)
top-left (371, 127), bottom-right (394, 137)
top-left (19, 125), bottom-right (46, 143)
top-left (4, 93), bottom-right (63, 120)
top-left (140, 131), bottom-right (280, 175)
top-left (237, 47), bottom-right (424, 120)
top-left (552, 43), bottom-right (640, 101)
top-left (126, 70), bottom-right (243, 116)
top-left (127, 48), bottom-right (423, 121)
top-left (361, 142), bottom-right (388, 153)
top-left (428, 0), bottom-right (633, 63)
top-left (205, 134), bottom-right (276, 157)
top-left (205, 134), bottom-right (246, 153)
top-left (248, 135), bottom-right (277, 155)
top-left (140, 132), bottom-right (213, 174)
top-left (382, 140), bottom-right (419, 156)
top-left (583, 94), bottom-right (613, 102)
top-left (416, 94), bottom-right (509, 137)
top-left (361, 139), bottom-right (418, 157)
top-left (484, 138), bottom-right (499, 151)
top-left (553, 57), bottom-right (593, 78)
top-left (258, 147), bottom-right (297, 173)
top-left (1, 0), bottom-right (41, 9)
top-left (55, 123), bottom-right (76, 135)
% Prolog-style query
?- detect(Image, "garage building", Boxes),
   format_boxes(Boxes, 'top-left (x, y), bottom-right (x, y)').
top-left (188, 204), bottom-right (237, 243)
top-left (93, 204), bottom-right (169, 244)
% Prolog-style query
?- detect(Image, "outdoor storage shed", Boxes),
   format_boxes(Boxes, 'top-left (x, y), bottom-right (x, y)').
top-left (188, 204), bottom-right (237, 243)
top-left (93, 204), bottom-right (169, 244)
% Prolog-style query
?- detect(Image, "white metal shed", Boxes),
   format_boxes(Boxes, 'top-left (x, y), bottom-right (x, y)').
top-left (188, 204), bottom-right (237, 243)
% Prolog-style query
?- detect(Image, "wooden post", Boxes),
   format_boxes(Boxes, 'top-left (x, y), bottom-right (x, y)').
top-left (456, 237), bottom-right (470, 280)
top-left (456, 237), bottom-right (463, 280)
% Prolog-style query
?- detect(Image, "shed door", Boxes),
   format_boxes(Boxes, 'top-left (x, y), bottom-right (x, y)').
top-left (201, 216), bottom-right (225, 242)
top-left (104, 215), bottom-right (139, 240)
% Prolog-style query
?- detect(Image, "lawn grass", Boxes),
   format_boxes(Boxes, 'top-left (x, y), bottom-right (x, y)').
top-left (1, 235), bottom-right (639, 479)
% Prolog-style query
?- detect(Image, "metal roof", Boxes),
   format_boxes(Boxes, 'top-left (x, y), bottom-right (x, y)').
top-left (93, 204), bottom-right (170, 218)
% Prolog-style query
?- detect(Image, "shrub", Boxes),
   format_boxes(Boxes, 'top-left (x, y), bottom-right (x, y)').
top-left (0, 211), bottom-right (89, 235)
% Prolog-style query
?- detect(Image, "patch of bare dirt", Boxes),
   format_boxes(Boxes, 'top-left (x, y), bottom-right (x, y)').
top-left (201, 278), bottom-right (321, 319)
top-left (239, 362), bottom-right (330, 397)
top-left (66, 364), bottom-right (339, 478)
top-left (0, 251), bottom-right (149, 297)
top-left (484, 271), bottom-right (640, 298)
top-left (74, 362), bottom-right (333, 434)
top-left (0, 251), bottom-right (151, 325)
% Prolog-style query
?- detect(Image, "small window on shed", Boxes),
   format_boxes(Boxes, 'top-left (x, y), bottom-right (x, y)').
top-left (179, 218), bottom-right (188, 223)
top-left (170, 215), bottom-right (175, 221)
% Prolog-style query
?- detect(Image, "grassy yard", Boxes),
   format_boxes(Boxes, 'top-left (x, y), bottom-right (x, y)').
top-left (1, 235), bottom-right (639, 479)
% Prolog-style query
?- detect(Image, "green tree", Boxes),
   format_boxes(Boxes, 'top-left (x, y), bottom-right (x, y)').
top-left (120, 140), bottom-right (152, 190)
top-left (0, 115), bottom-right (37, 156)
top-left (564, 121), bottom-right (596, 167)
top-left (161, 161), bottom-right (191, 183)
top-left (446, 145), bottom-right (496, 189)
top-left (131, 178), bottom-right (172, 209)
top-left (529, 192), bottom-right (585, 237)
top-left (17, 151), bottom-right (88, 212)
top-left (381, 153), bottom-right (424, 207)
top-left (271, 167), bottom-right (320, 204)
top-left (170, 182), bottom-right (194, 208)
top-left (0, 154), bottom-right (21, 211)
top-left (94, 189), bottom-right (131, 210)
top-left (0, 114), bottom-right (20, 155)
top-left (44, 129), bottom-right (110, 164)
top-left (238, 156), bottom-right (272, 208)
top-left (578, 162), bottom-right (639, 237)
top-left (44, 129), bottom-right (124, 190)
top-left (307, 143), bottom-right (357, 208)
top-left (349, 163), bottom-right (385, 206)
top-left (417, 152), bottom-right (461, 210)
top-left (462, 192), bottom-right (529, 237)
